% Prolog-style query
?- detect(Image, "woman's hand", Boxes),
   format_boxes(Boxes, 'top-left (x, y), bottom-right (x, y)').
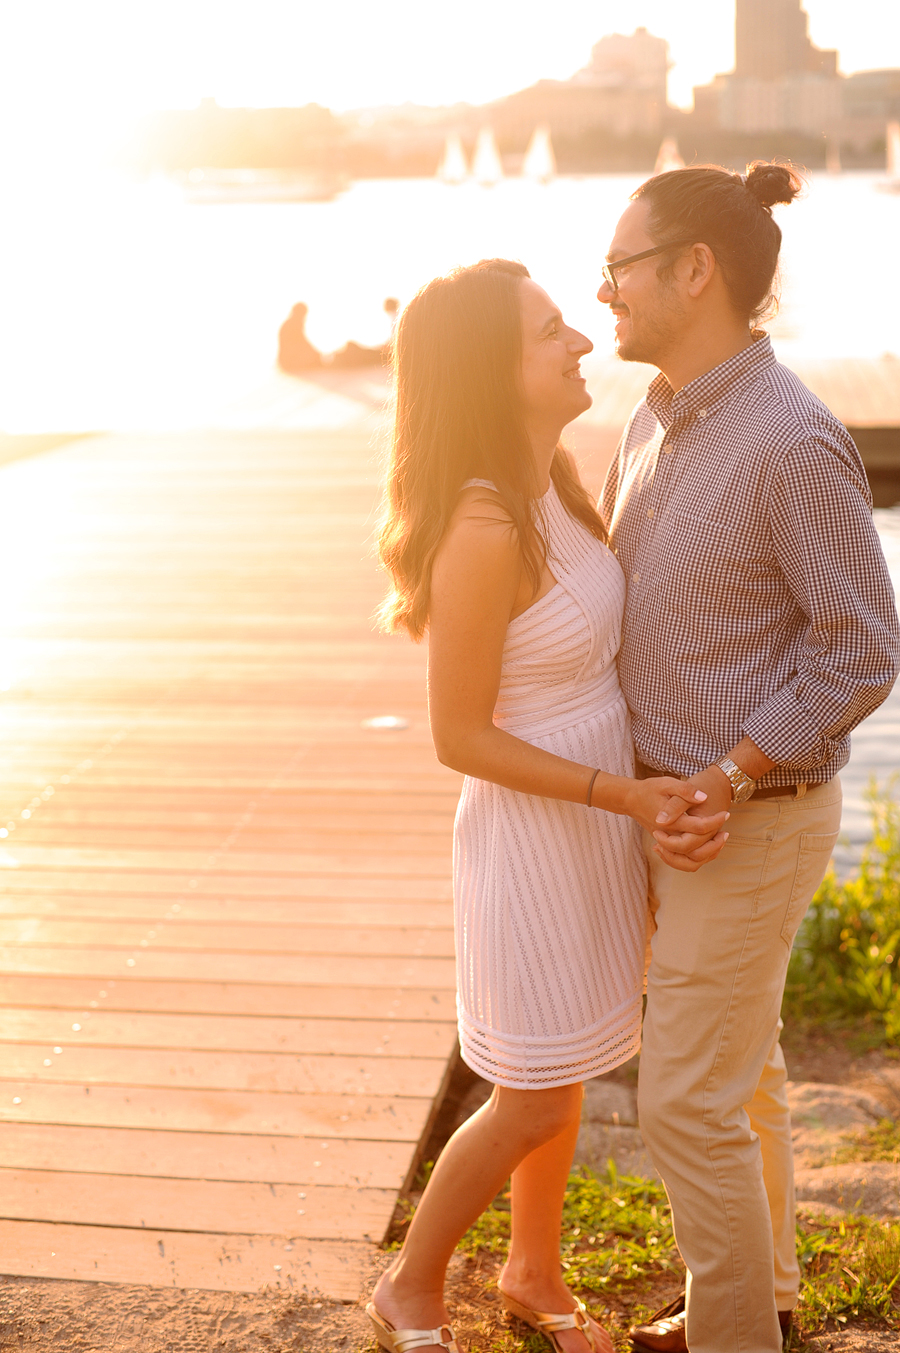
top-left (621, 776), bottom-right (730, 872)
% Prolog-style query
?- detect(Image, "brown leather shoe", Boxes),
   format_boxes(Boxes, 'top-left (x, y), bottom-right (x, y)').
top-left (629, 1293), bottom-right (792, 1352)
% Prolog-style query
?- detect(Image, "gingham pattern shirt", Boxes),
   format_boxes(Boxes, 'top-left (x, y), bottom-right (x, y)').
top-left (600, 334), bottom-right (900, 787)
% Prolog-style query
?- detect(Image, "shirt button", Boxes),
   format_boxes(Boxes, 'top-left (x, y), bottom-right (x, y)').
top-left (646, 507), bottom-right (655, 519)
top-left (663, 445), bottom-right (673, 455)
top-left (697, 407), bottom-right (708, 419)
top-left (633, 571), bottom-right (641, 583)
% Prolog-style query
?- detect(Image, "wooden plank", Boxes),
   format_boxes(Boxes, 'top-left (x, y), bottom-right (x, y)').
top-left (0, 845), bottom-right (451, 876)
top-left (0, 1219), bottom-right (373, 1297)
top-left (0, 895), bottom-right (453, 927)
top-left (0, 1009), bottom-right (458, 1057)
top-left (0, 946), bottom-right (456, 987)
top-left (0, 871), bottom-right (453, 900)
top-left (0, 1082), bottom-right (431, 1139)
top-left (0, 975), bottom-right (458, 1021)
top-left (0, 1122), bottom-right (410, 1188)
top-left (0, 918), bottom-right (455, 957)
top-left (0, 1167), bottom-right (395, 1242)
top-left (0, 1044), bottom-right (448, 1097)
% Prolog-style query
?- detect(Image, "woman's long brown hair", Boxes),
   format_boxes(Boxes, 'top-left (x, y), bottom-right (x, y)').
top-left (378, 258), bottom-right (607, 639)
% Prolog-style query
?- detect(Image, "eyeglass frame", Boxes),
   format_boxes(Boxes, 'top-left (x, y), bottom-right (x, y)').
top-left (601, 240), bottom-right (698, 293)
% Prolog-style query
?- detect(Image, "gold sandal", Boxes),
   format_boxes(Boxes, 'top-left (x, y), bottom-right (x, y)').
top-left (366, 1301), bottom-right (461, 1353)
top-left (499, 1289), bottom-right (607, 1352)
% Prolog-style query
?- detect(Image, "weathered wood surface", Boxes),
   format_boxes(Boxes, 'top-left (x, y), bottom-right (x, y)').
top-left (0, 426), bottom-right (462, 1297)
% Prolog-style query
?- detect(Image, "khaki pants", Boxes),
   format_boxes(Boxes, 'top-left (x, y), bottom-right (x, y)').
top-left (638, 778), bottom-right (842, 1353)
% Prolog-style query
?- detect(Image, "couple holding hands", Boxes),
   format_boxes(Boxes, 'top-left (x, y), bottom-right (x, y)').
top-left (369, 162), bottom-right (900, 1353)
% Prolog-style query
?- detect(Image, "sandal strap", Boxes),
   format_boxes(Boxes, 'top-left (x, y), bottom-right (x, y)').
top-left (534, 1299), bottom-right (590, 1334)
top-left (366, 1305), bottom-right (460, 1353)
top-left (391, 1328), bottom-right (458, 1353)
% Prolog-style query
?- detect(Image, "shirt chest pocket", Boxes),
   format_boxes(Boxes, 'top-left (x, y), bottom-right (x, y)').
top-left (650, 513), bottom-right (778, 620)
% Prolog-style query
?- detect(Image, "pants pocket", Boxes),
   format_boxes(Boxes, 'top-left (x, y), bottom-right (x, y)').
top-left (780, 830), bottom-right (838, 946)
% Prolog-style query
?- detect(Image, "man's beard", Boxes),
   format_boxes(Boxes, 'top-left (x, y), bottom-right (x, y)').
top-left (614, 292), bottom-right (683, 366)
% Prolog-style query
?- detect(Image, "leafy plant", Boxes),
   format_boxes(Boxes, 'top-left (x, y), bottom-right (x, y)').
top-left (783, 780), bottom-right (900, 1041)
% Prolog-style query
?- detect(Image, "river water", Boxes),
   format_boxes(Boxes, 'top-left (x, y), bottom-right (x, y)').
top-left (1, 169), bottom-right (898, 433)
top-left (0, 168), bottom-right (897, 854)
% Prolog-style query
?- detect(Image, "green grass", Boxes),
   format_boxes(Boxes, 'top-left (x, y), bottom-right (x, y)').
top-left (795, 1214), bottom-right (900, 1330)
top-left (783, 780), bottom-right (900, 1043)
top-left (449, 1166), bottom-right (900, 1342)
top-left (457, 1161), bottom-right (680, 1290)
top-left (833, 1117), bottom-right (900, 1165)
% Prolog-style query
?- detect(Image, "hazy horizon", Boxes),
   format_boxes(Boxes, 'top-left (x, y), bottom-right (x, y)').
top-left (2, 0), bottom-right (899, 180)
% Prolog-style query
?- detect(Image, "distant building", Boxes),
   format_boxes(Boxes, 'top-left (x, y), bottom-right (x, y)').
top-left (693, 0), bottom-right (842, 136)
top-left (734, 0), bottom-right (837, 80)
top-left (569, 27), bottom-right (669, 136)
top-left (492, 26), bottom-right (670, 154)
top-left (842, 69), bottom-right (900, 152)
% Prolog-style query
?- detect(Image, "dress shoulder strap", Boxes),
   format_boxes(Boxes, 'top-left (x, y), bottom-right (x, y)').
top-left (460, 477), bottom-right (498, 492)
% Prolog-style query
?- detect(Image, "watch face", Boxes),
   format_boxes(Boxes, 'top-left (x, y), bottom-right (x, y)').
top-left (733, 779), bottom-right (755, 804)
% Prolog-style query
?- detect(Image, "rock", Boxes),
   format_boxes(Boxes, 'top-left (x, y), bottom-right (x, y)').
top-left (574, 1123), bottom-right (660, 1180)
top-left (581, 1079), bottom-right (638, 1126)
top-left (873, 1066), bottom-right (900, 1109)
top-left (787, 1081), bottom-right (891, 1167)
top-left (794, 1162), bottom-right (900, 1218)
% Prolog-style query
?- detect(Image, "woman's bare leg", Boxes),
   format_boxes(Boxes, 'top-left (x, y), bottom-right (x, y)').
top-left (500, 1086), bottom-right (612, 1353)
top-left (371, 1082), bottom-right (588, 1347)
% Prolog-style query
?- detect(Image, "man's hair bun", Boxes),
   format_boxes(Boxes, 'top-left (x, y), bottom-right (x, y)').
top-left (743, 161), bottom-right (804, 211)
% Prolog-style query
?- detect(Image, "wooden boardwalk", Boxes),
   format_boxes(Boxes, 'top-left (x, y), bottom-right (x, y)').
top-left (0, 425), bottom-right (461, 1297)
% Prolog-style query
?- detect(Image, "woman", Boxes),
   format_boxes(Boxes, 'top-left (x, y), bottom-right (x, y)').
top-left (369, 260), bottom-right (727, 1353)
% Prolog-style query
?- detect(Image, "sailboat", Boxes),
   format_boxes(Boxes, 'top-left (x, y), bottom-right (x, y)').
top-left (878, 120), bottom-right (900, 193)
top-left (523, 125), bottom-right (556, 184)
top-left (437, 132), bottom-right (469, 185)
top-left (653, 137), bottom-right (684, 175)
top-left (472, 127), bottom-right (503, 186)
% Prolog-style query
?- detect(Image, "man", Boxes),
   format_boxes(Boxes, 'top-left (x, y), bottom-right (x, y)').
top-left (597, 163), bottom-right (900, 1353)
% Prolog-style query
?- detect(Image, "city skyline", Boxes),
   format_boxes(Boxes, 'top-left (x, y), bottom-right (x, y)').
top-left (2, 0), bottom-right (899, 178)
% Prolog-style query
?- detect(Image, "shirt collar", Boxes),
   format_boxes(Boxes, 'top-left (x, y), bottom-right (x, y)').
top-left (645, 331), bottom-right (776, 431)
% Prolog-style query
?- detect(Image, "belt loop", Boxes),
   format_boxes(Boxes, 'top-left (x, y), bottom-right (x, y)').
top-left (794, 783), bottom-right (807, 799)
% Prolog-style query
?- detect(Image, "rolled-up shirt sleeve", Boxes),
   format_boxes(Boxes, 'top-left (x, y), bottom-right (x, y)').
top-left (742, 436), bottom-right (900, 767)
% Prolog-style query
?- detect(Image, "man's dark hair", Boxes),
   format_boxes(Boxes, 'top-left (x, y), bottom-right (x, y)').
top-left (632, 161), bottom-right (804, 323)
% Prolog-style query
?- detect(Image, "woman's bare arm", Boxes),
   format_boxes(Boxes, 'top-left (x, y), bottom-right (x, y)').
top-left (427, 493), bottom-right (728, 858)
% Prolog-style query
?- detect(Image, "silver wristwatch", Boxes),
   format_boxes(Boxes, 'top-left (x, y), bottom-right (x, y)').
top-left (713, 755), bottom-right (757, 804)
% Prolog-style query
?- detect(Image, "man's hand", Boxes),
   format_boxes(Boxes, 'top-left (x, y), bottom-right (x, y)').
top-left (652, 765), bottom-right (733, 871)
top-left (622, 775), bottom-right (729, 841)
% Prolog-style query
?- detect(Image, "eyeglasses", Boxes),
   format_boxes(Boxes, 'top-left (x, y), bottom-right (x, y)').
top-left (601, 240), bottom-right (696, 292)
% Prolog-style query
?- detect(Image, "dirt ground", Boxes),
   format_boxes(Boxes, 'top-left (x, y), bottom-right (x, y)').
top-left (1, 1031), bottom-right (897, 1353)
top-left (3, 1249), bottom-right (899, 1353)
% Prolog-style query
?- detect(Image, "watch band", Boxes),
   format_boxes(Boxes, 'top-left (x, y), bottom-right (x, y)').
top-left (713, 755), bottom-right (757, 804)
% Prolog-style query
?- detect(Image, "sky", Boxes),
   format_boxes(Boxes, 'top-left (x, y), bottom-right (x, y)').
top-left (1, 0), bottom-right (899, 169)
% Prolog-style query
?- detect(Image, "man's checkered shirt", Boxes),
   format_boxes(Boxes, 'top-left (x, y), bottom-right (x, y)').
top-left (600, 334), bottom-right (900, 788)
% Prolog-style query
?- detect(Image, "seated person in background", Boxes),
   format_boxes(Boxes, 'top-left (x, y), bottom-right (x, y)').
top-left (331, 297), bottom-right (403, 367)
top-left (277, 303), bottom-right (322, 373)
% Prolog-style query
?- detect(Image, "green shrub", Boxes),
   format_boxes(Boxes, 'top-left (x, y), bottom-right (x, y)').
top-left (783, 781), bottom-right (900, 1041)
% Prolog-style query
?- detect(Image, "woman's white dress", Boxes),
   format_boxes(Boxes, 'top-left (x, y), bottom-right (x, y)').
top-left (454, 479), bottom-right (649, 1088)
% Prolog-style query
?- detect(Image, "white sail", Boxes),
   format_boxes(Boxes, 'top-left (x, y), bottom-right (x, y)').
top-left (887, 121), bottom-right (900, 180)
top-left (523, 125), bottom-right (556, 184)
top-left (472, 127), bottom-right (503, 186)
top-left (653, 137), bottom-right (684, 175)
top-left (438, 133), bottom-right (468, 184)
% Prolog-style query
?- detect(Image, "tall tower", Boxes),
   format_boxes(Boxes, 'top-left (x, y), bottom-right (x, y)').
top-left (735, 0), bottom-right (836, 80)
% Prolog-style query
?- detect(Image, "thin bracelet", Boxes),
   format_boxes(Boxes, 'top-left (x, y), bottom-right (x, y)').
top-left (586, 768), bottom-right (601, 808)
